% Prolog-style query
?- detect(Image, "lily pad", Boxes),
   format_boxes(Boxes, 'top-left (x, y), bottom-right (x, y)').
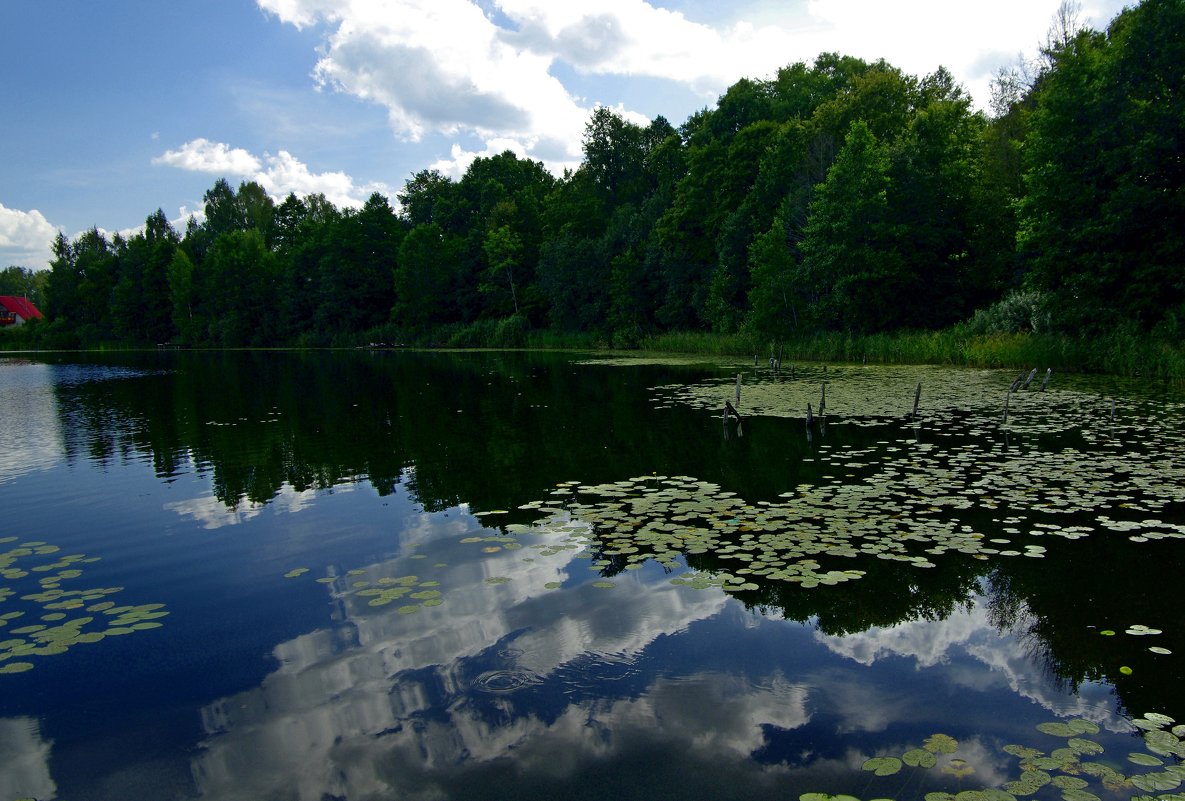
top-left (0, 662), bottom-right (34, 674)
top-left (923, 733), bottom-right (958, 754)
top-left (1128, 752), bottom-right (1164, 766)
top-left (903, 748), bottom-right (938, 768)
top-left (862, 757), bottom-right (902, 776)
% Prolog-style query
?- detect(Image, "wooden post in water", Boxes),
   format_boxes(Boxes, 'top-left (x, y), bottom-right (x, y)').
top-left (911, 382), bottom-right (922, 419)
top-left (806, 402), bottom-right (814, 428)
top-left (1009, 371), bottom-right (1026, 392)
top-left (1040, 368), bottom-right (1053, 391)
top-left (735, 373), bottom-right (742, 406)
top-left (820, 383), bottom-right (827, 416)
top-left (1022, 368), bottom-right (1038, 390)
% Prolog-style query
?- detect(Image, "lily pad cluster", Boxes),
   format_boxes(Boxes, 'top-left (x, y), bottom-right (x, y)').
top-left (492, 471), bottom-right (1174, 591)
top-left (807, 713), bottom-right (1185, 801)
top-left (284, 563), bottom-right (449, 616)
top-left (655, 363), bottom-right (1185, 433)
top-left (0, 537), bottom-right (168, 674)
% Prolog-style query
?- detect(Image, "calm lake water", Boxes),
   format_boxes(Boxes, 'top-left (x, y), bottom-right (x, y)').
top-left (1, 350), bottom-right (1183, 801)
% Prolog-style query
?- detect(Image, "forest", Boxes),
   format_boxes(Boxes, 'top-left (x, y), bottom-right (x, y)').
top-left (5, 0), bottom-right (1183, 360)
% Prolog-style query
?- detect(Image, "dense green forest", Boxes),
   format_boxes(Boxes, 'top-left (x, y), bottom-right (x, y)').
top-left (5, 0), bottom-right (1183, 357)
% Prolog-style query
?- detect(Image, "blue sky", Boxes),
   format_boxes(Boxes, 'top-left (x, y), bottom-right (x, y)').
top-left (1, 0), bottom-right (1128, 271)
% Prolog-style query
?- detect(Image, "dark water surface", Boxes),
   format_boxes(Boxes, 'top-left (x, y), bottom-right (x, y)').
top-left (1, 350), bottom-right (1183, 801)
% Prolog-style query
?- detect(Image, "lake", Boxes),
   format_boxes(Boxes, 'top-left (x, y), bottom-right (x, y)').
top-left (1, 350), bottom-right (1183, 801)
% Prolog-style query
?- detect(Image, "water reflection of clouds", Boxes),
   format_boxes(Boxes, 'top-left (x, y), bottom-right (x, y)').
top-left (814, 602), bottom-right (1127, 731)
top-left (163, 484), bottom-right (339, 529)
top-left (186, 506), bottom-right (1136, 800)
top-left (0, 717), bottom-right (56, 801)
top-left (0, 363), bottom-right (64, 483)
top-left (190, 517), bottom-right (770, 800)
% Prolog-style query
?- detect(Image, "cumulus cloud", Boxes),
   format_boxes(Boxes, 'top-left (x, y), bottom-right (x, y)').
top-left (153, 138), bottom-right (263, 175)
top-left (798, 0), bottom-right (1129, 109)
top-left (256, 0), bottom-right (1134, 178)
top-left (154, 139), bottom-right (393, 211)
top-left (0, 202), bottom-right (60, 270)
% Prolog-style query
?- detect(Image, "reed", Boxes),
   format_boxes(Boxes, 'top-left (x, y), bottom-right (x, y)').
top-left (636, 328), bottom-right (1185, 383)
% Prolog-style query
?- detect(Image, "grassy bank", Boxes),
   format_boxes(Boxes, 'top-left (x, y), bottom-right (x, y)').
top-left (8, 322), bottom-right (1183, 383)
top-left (638, 329), bottom-right (1185, 383)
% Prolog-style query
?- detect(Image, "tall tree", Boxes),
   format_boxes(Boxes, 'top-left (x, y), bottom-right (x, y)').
top-left (1018, 0), bottom-right (1185, 332)
top-left (798, 120), bottom-right (904, 332)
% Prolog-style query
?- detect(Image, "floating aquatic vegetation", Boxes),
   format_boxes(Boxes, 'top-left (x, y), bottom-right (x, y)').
top-left (861, 756), bottom-right (903, 776)
top-left (801, 712), bottom-right (1184, 801)
top-left (0, 539), bottom-right (168, 674)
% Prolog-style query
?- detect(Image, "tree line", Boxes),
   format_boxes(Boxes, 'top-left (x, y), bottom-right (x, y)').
top-left (10, 0), bottom-right (1183, 350)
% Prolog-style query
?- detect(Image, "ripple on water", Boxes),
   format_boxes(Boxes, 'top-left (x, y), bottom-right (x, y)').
top-left (557, 652), bottom-right (640, 691)
top-left (472, 669), bottom-right (543, 693)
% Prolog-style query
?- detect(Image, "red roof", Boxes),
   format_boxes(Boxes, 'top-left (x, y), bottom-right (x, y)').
top-left (0, 296), bottom-right (43, 320)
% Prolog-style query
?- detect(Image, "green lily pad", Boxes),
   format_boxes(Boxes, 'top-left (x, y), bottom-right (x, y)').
top-left (862, 757), bottom-right (902, 776)
top-left (923, 733), bottom-right (958, 754)
top-left (1067, 738), bottom-right (1104, 755)
top-left (1037, 722), bottom-right (1078, 737)
top-left (0, 662), bottom-right (34, 674)
top-left (1129, 752), bottom-right (1164, 766)
top-left (1131, 772), bottom-right (1182, 792)
top-left (903, 748), bottom-right (938, 768)
top-left (1003, 744), bottom-right (1042, 759)
top-left (942, 759), bottom-right (974, 778)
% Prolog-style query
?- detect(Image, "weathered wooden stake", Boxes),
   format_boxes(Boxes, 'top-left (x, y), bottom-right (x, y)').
top-left (1022, 368), bottom-right (1038, 390)
top-left (806, 402), bottom-right (814, 428)
top-left (820, 383), bottom-right (827, 416)
top-left (1009, 371), bottom-right (1026, 392)
top-left (911, 381), bottom-right (922, 418)
top-left (1040, 368), bottom-right (1053, 392)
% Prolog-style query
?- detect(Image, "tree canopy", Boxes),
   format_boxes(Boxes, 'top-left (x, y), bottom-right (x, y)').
top-left (14, 0), bottom-right (1182, 349)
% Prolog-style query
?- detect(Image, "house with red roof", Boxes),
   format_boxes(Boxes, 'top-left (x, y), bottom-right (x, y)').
top-left (0, 296), bottom-right (44, 327)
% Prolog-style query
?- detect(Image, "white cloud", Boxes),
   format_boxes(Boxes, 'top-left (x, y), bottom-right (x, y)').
top-left (0, 718), bottom-right (56, 801)
top-left (0, 202), bottom-right (60, 270)
top-left (257, 0), bottom-right (1136, 185)
top-left (428, 138), bottom-right (544, 181)
top-left (153, 138), bottom-right (263, 175)
top-left (815, 600), bottom-right (1129, 733)
top-left (154, 139), bottom-right (394, 211)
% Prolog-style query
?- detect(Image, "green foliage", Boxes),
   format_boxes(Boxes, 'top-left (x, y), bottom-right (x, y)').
top-left (963, 289), bottom-right (1052, 335)
top-left (1018, 0), bottom-right (1185, 333)
top-left (800, 120), bottom-right (903, 332)
top-left (22, 4), bottom-right (1185, 362)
